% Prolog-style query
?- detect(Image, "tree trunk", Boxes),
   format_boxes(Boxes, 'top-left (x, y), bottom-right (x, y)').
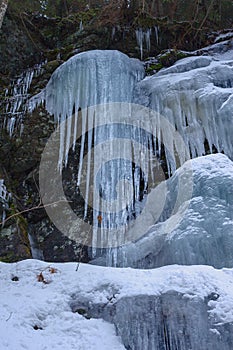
top-left (150, 0), bottom-right (160, 17)
top-left (0, 0), bottom-right (8, 29)
top-left (169, 0), bottom-right (178, 20)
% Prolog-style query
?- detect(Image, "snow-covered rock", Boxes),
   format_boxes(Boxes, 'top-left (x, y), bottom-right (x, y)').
top-left (197, 37), bottom-right (233, 60)
top-left (1, 260), bottom-right (233, 350)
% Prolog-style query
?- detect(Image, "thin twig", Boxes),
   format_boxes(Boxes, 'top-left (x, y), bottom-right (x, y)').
top-left (20, 12), bottom-right (38, 50)
top-left (0, 199), bottom-right (72, 226)
top-left (194, 0), bottom-right (215, 38)
top-left (6, 312), bottom-right (13, 322)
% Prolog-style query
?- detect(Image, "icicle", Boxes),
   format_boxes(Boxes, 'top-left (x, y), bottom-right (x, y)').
top-left (154, 26), bottom-right (159, 45)
top-left (0, 179), bottom-right (11, 228)
top-left (64, 118), bottom-right (72, 167)
top-left (145, 28), bottom-right (151, 51)
top-left (135, 28), bottom-right (152, 60)
top-left (29, 50), bottom-right (149, 262)
top-left (136, 28), bottom-right (144, 60)
top-left (79, 20), bottom-right (83, 32)
top-left (28, 233), bottom-right (44, 260)
top-left (77, 111), bottom-right (87, 187)
top-left (1, 209), bottom-right (6, 228)
top-left (7, 117), bottom-right (16, 137)
top-left (112, 26), bottom-right (116, 40)
top-left (84, 108), bottom-right (94, 219)
top-left (31, 50), bottom-right (145, 177)
top-left (58, 117), bottom-right (66, 171)
top-left (72, 107), bottom-right (79, 152)
top-left (1, 61), bottom-right (45, 136)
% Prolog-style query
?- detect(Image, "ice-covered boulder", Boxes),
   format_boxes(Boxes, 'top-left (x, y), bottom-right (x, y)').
top-left (113, 153), bottom-right (233, 268)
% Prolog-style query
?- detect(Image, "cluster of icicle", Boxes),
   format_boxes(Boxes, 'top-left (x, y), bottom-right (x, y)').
top-left (111, 26), bottom-right (159, 60)
top-left (0, 179), bottom-right (11, 226)
top-left (30, 50), bottom-right (163, 262)
top-left (135, 55), bottom-right (233, 162)
top-left (1, 62), bottom-right (45, 136)
top-left (29, 50), bottom-right (145, 169)
top-left (135, 26), bottom-right (159, 59)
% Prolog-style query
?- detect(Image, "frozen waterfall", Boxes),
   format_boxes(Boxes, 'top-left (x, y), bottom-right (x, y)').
top-left (30, 48), bottom-right (233, 265)
top-left (31, 50), bottom-right (159, 259)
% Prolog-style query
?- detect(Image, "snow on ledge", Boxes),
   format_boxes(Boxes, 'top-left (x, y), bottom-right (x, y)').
top-left (1, 260), bottom-right (233, 349)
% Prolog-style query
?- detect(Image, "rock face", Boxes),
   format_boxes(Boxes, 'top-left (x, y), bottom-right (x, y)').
top-left (0, 179), bottom-right (31, 262)
top-left (0, 14), bottom-right (45, 80)
top-left (1, 46), bottom-right (233, 262)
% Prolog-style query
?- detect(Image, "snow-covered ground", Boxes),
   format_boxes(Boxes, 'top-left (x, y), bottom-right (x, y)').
top-left (0, 260), bottom-right (125, 350)
top-left (1, 260), bottom-right (233, 350)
